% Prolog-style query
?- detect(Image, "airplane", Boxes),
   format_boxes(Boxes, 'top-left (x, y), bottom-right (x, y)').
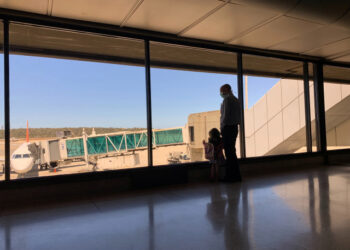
top-left (10, 121), bottom-right (36, 174)
top-left (10, 142), bottom-right (35, 174)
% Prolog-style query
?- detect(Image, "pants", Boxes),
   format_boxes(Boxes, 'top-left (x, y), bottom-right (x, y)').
top-left (222, 125), bottom-right (241, 179)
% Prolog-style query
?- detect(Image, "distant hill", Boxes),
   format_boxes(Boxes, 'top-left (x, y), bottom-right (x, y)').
top-left (0, 127), bottom-right (146, 139)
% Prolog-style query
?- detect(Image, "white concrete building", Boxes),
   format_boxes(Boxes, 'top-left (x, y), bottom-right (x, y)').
top-left (187, 79), bottom-right (350, 159)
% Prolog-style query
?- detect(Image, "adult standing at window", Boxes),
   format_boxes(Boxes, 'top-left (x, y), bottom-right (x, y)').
top-left (220, 84), bottom-right (242, 182)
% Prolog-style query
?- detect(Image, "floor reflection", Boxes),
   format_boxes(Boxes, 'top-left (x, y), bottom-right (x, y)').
top-left (206, 184), bottom-right (250, 250)
top-left (308, 173), bottom-right (316, 234)
top-left (3, 217), bottom-right (11, 250)
top-left (148, 196), bottom-right (154, 250)
top-left (0, 167), bottom-right (349, 250)
top-left (272, 169), bottom-right (349, 250)
top-left (314, 170), bottom-right (333, 249)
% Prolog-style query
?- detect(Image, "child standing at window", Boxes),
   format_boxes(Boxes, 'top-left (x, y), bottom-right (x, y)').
top-left (203, 128), bottom-right (225, 181)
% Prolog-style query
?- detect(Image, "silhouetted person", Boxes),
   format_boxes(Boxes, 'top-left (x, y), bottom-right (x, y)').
top-left (220, 84), bottom-right (242, 182)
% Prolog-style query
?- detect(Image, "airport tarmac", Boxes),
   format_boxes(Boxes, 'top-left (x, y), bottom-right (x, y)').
top-left (10, 160), bottom-right (140, 179)
top-left (1, 138), bottom-right (350, 181)
top-left (1, 157), bottom-right (147, 180)
top-left (0, 139), bottom-right (191, 180)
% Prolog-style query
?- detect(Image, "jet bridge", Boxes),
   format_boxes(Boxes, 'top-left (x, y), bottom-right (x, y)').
top-left (64, 128), bottom-right (185, 158)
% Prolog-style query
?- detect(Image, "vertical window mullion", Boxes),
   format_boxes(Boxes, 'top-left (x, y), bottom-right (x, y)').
top-left (303, 62), bottom-right (312, 153)
top-left (144, 40), bottom-right (153, 167)
top-left (313, 62), bottom-right (327, 161)
top-left (4, 19), bottom-right (10, 181)
top-left (237, 52), bottom-right (246, 158)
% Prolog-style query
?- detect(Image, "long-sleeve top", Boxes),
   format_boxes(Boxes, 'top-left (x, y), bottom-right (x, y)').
top-left (220, 94), bottom-right (241, 130)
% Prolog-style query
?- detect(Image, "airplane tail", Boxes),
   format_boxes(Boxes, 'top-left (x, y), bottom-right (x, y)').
top-left (26, 120), bottom-right (29, 142)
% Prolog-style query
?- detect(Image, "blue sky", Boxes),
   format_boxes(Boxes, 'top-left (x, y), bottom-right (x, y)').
top-left (8, 55), bottom-right (279, 129)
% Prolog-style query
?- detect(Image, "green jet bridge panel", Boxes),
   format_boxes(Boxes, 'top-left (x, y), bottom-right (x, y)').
top-left (66, 128), bottom-right (184, 158)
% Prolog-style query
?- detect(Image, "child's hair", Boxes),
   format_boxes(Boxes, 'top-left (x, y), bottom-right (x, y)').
top-left (209, 128), bottom-right (221, 143)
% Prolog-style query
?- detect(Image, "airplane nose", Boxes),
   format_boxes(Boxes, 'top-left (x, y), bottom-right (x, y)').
top-left (11, 158), bottom-right (34, 174)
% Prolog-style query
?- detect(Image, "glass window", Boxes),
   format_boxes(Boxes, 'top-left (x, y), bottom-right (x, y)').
top-left (150, 42), bottom-right (240, 166)
top-left (242, 54), bottom-right (306, 157)
top-left (189, 126), bottom-right (194, 142)
top-left (10, 23), bottom-right (146, 179)
top-left (323, 65), bottom-right (350, 151)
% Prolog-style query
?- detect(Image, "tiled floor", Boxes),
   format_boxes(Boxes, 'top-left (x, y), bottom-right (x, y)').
top-left (0, 166), bottom-right (349, 250)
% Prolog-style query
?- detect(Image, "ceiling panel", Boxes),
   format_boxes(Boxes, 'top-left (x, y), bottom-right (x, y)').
top-left (287, 0), bottom-right (350, 25)
top-left (232, 16), bottom-right (320, 49)
top-left (305, 37), bottom-right (350, 59)
top-left (52, 0), bottom-right (139, 25)
top-left (228, 0), bottom-right (299, 12)
top-left (334, 11), bottom-right (350, 30)
top-left (0, 0), bottom-right (48, 14)
top-left (269, 26), bottom-right (350, 54)
top-left (125, 0), bottom-right (221, 34)
top-left (181, 3), bottom-right (278, 42)
top-left (0, 0), bottom-right (349, 65)
top-left (335, 54), bottom-right (350, 63)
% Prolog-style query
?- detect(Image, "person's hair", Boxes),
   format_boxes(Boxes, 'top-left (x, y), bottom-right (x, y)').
top-left (222, 84), bottom-right (231, 91)
top-left (220, 84), bottom-right (232, 93)
top-left (209, 128), bottom-right (221, 142)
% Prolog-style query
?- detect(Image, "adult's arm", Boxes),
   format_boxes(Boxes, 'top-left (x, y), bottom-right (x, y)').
top-left (221, 98), bottom-right (231, 129)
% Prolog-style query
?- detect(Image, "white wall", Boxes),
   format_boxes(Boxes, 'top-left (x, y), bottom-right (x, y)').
top-left (246, 79), bottom-right (350, 156)
top-left (188, 79), bottom-right (350, 158)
